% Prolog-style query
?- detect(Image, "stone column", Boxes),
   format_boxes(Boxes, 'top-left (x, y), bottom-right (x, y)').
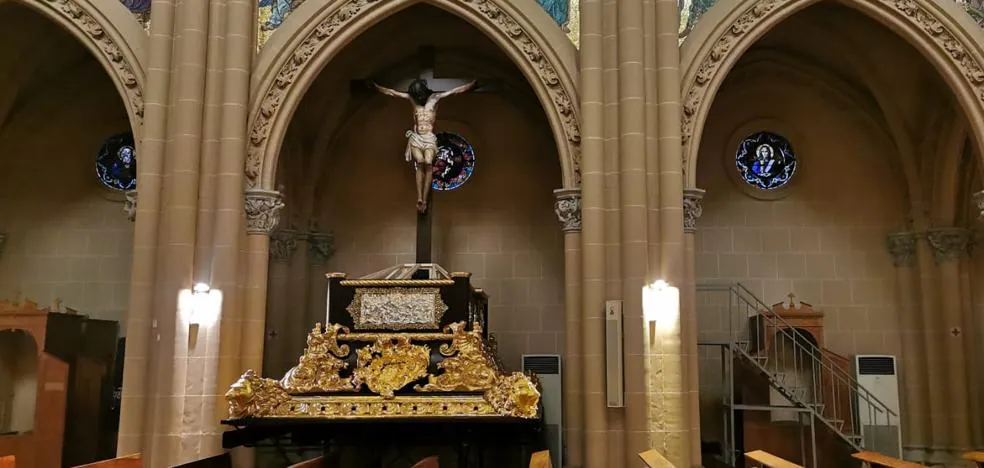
top-left (117, 0), bottom-right (173, 456)
top-left (682, 188), bottom-right (704, 464)
top-left (306, 229), bottom-right (334, 329)
top-left (926, 228), bottom-right (973, 450)
top-left (578, 0), bottom-right (608, 465)
top-left (886, 232), bottom-right (928, 453)
top-left (554, 188), bottom-right (584, 468)
top-left (244, 189), bottom-right (284, 375)
top-left (267, 230), bottom-right (297, 375)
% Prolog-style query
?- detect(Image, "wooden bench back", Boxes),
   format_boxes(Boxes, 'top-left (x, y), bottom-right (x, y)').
top-left (529, 450), bottom-right (552, 468)
top-left (744, 450), bottom-right (803, 468)
top-left (0, 455), bottom-right (14, 468)
top-left (411, 456), bottom-right (439, 468)
top-left (851, 451), bottom-right (926, 468)
top-left (964, 451), bottom-right (984, 467)
top-left (72, 453), bottom-right (142, 468)
top-left (287, 456), bottom-right (324, 468)
top-left (638, 449), bottom-right (676, 467)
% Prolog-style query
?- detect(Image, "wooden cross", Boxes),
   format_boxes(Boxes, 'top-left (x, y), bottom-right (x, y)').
top-left (351, 46), bottom-right (489, 272)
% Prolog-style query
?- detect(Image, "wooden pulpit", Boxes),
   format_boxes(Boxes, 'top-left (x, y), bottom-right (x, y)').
top-left (0, 300), bottom-right (120, 468)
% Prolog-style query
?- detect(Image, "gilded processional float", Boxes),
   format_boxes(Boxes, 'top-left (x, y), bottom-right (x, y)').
top-left (221, 264), bottom-right (543, 464)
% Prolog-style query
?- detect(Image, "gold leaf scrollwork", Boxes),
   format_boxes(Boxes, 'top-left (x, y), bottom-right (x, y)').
top-left (484, 372), bottom-right (541, 419)
top-left (415, 322), bottom-right (498, 392)
top-left (354, 336), bottom-right (431, 398)
top-left (225, 369), bottom-right (291, 418)
top-left (280, 323), bottom-right (358, 393)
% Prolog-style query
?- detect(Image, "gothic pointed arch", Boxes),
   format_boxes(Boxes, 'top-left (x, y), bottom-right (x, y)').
top-left (247, 0), bottom-right (581, 191)
top-left (13, 0), bottom-right (147, 136)
top-left (679, 0), bottom-right (984, 188)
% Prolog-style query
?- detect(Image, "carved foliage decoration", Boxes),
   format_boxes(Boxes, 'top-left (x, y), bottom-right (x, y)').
top-left (41, 0), bottom-right (144, 123)
top-left (246, 0), bottom-right (581, 189)
top-left (354, 336), bottom-right (431, 398)
top-left (683, 188), bottom-right (705, 233)
top-left (416, 322), bottom-right (499, 392)
top-left (553, 188), bottom-right (581, 232)
top-left (974, 190), bottom-right (984, 220)
top-left (245, 189), bottom-right (285, 235)
top-left (681, 0), bottom-right (984, 184)
top-left (280, 323), bottom-right (358, 393)
top-left (886, 232), bottom-right (918, 267)
top-left (927, 227), bottom-right (970, 263)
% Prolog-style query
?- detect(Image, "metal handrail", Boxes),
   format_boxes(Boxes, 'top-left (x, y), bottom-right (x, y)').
top-left (698, 282), bottom-right (899, 457)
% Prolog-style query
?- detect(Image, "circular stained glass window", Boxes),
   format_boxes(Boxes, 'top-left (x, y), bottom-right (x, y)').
top-left (430, 132), bottom-right (476, 191)
top-left (735, 131), bottom-right (796, 190)
top-left (96, 132), bottom-right (137, 192)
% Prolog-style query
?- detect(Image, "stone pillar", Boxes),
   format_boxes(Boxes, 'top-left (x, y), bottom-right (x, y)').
top-left (926, 228), bottom-right (973, 449)
top-left (306, 229), bottom-right (334, 329)
top-left (554, 188), bottom-right (583, 468)
top-left (886, 232), bottom-right (928, 453)
top-left (244, 189), bottom-right (283, 375)
top-left (682, 188), bottom-right (704, 464)
top-left (577, 0), bottom-right (608, 465)
top-left (267, 230), bottom-right (297, 375)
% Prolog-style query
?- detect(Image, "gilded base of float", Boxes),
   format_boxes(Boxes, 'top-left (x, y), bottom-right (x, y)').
top-left (240, 395), bottom-right (502, 420)
top-left (225, 321), bottom-right (540, 420)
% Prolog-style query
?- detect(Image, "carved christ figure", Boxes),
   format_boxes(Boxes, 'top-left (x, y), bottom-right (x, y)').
top-left (373, 78), bottom-right (477, 213)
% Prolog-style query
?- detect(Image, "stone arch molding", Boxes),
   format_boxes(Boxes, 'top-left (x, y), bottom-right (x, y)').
top-left (247, 0), bottom-right (582, 191)
top-left (15, 0), bottom-right (147, 135)
top-left (679, 0), bottom-right (984, 188)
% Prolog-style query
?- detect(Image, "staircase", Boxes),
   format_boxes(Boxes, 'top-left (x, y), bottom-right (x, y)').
top-left (698, 283), bottom-right (899, 467)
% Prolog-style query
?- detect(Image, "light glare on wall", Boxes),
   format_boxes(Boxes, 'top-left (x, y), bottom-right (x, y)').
top-left (642, 280), bottom-right (680, 333)
top-left (178, 283), bottom-right (222, 327)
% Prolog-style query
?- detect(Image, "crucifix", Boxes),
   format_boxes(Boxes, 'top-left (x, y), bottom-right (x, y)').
top-left (352, 46), bottom-right (489, 269)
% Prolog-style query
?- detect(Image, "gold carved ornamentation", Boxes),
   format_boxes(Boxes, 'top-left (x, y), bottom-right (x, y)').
top-left (40, 0), bottom-right (144, 123)
top-left (347, 287), bottom-right (448, 330)
top-left (225, 322), bottom-right (541, 419)
top-left (246, 0), bottom-right (581, 188)
top-left (280, 323), bottom-right (358, 393)
top-left (226, 369), bottom-right (291, 418)
top-left (353, 336), bottom-right (431, 398)
top-left (681, 0), bottom-right (984, 184)
top-left (416, 322), bottom-right (498, 392)
top-left (485, 372), bottom-right (541, 419)
top-left (339, 279), bottom-right (455, 287)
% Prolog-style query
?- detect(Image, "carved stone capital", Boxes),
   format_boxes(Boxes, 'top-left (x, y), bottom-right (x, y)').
top-left (886, 232), bottom-right (918, 268)
top-left (926, 228), bottom-right (971, 263)
top-left (270, 232), bottom-right (299, 262)
top-left (245, 189), bottom-right (285, 235)
top-left (124, 190), bottom-right (137, 222)
top-left (0, 233), bottom-right (7, 261)
top-left (974, 190), bottom-right (984, 220)
top-left (683, 188), bottom-right (706, 234)
top-left (308, 231), bottom-right (336, 265)
top-left (553, 188), bottom-right (581, 233)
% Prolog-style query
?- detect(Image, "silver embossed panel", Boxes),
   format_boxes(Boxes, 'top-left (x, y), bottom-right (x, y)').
top-left (347, 287), bottom-right (448, 330)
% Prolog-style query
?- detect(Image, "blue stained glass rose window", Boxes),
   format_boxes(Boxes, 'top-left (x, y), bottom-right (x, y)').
top-left (429, 132), bottom-right (476, 191)
top-left (96, 132), bottom-right (137, 192)
top-left (735, 131), bottom-right (797, 190)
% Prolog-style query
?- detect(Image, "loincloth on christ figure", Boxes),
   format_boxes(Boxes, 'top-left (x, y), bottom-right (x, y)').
top-left (405, 130), bottom-right (438, 162)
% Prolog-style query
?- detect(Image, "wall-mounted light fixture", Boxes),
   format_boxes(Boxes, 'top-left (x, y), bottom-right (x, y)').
top-left (178, 282), bottom-right (222, 327)
top-left (642, 280), bottom-right (680, 335)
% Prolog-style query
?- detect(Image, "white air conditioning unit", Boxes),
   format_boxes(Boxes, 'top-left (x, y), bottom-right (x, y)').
top-left (523, 354), bottom-right (561, 468)
top-left (854, 355), bottom-right (903, 458)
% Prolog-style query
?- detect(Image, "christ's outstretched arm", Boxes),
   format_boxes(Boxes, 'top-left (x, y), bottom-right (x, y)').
top-left (373, 82), bottom-right (410, 100)
top-left (433, 80), bottom-right (477, 101)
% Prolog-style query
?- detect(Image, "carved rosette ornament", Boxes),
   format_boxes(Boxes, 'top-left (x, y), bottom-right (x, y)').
top-left (41, 0), bottom-right (145, 123)
top-left (974, 190), bottom-right (984, 220)
top-left (680, 0), bottom-right (984, 184)
top-left (123, 190), bottom-right (137, 222)
top-left (886, 232), bottom-right (918, 268)
top-left (926, 228), bottom-right (971, 263)
top-left (683, 188), bottom-right (705, 234)
top-left (245, 189), bottom-right (285, 235)
top-left (553, 188), bottom-right (581, 233)
top-left (246, 0), bottom-right (581, 189)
